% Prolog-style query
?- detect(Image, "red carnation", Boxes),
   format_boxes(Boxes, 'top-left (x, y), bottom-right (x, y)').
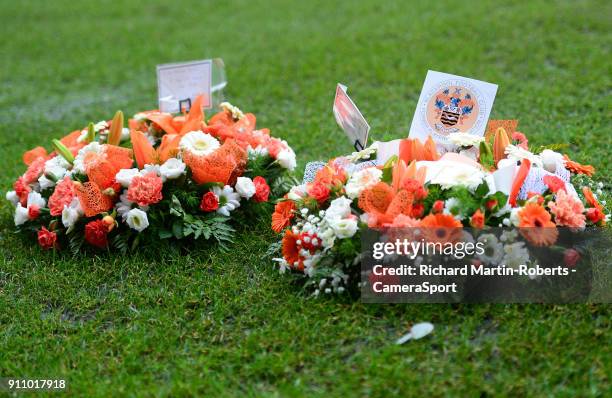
top-left (543, 175), bottom-right (566, 193)
top-left (200, 191), bottom-right (219, 212)
top-left (37, 227), bottom-right (57, 250)
top-left (432, 200), bottom-right (445, 213)
top-left (411, 203), bottom-right (424, 218)
top-left (28, 205), bottom-right (40, 220)
top-left (13, 176), bottom-right (31, 206)
top-left (85, 219), bottom-right (109, 248)
top-left (253, 176), bottom-right (270, 203)
top-left (563, 248), bottom-right (581, 267)
top-left (307, 181), bottom-right (330, 204)
top-left (586, 207), bottom-right (605, 224)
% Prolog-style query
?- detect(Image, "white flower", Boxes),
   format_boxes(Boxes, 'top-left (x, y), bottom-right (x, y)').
top-left (220, 102), bottom-right (245, 120)
top-left (501, 242), bottom-right (529, 270)
top-left (179, 131), bottom-right (220, 156)
top-left (346, 142), bottom-right (379, 162)
top-left (38, 175), bottom-right (55, 190)
top-left (159, 158), bottom-right (186, 180)
top-left (448, 133), bottom-right (484, 148)
top-left (345, 167), bottom-right (383, 199)
top-left (539, 149), bottom-right (565, 173)
top-left (44, 156), bottom-right (70, 180)
top-left (126, 208), bottom-right (149, 232)
top-left (235, 177), bottom-right (256, 199)
top-left (14, 205), bottom-right (29, 226)
top-left (73, 142), bottom-right (103, 174)
top-left (505, 145), bottom-right (543, 168)
top-left (120, 127), bottom-right (130, 142)
top-left (116, 192), bottom-right (134, 220)
top-left (324, 196), bottom-right (353, 222)
top-left (247, 145), bottom-right (269, 159)
top-left (142, 164), bottom-right (161, 177)
top-left (476, 234), bottom-right (504, 265)
top-left (328, 217), bottom-right (358, 239)
top-left (288, 184), bottom-right (307, 201)
top-left (5, 190), bottom-right (19, 206)
top-left (431, 166), bottom-right (485, 192)
top-left (509, 207), bottom-right (522, 227)
top-left (115, 168), bottom-right (141, 188)
top-left (133, 112), bottom-right (148, 121)
top-left (27, 191), bottom-right (46, 209)
top-left (213, 185), bottom-right (241, 217)
top-left (276, 148), bottom-right (296, 171)
top-left (443, 198), bottom-right (465, 220)
top-left (62, 198), bottom-right (83, 229)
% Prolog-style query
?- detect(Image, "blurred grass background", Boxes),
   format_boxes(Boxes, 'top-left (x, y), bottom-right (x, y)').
top-left (1, 0), bottom-right (610, 396)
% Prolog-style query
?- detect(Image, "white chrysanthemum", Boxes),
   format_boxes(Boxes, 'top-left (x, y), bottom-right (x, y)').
top-left (328, 217), bottom-right (358, 239)
top-left (324, 196), bottom-right (353, 222)
top-left (220, 102), bottom-right (245, 120)
top-left (501, 242), bottom-right (530, 270)
top-left (213, 185), bottom-right (241, 217)
top-left (73, 142), bottom-right (103, 174)
top-left (539, 149), bottom-right (566, 173)
top-left (448, 133), bottom-right (484, 148)
top-left (14, 204), bottom-right (29, 226)
top-left (5, 190), bottom-right (19, 206)
top-left (115, 168), bottom-right (141, 188)
top-left (276, 148), bottom-right (296, 171)
top-left (179, 131), bottom-right (220, 156)
top-left (476, 234), bottom-right (504, 265)
top-left (126, 208), bottom-right (149, 232)
top-left (159, 158), bottom-right (186, 180)
top-left (345, 167), bottom-right (383, 199)
top-left (431, 166), bottom-right (485, 192)
top-left (505, 145), bottom-right (543, 168)
top-left (235, 177), bottom-right (256, 199)
top-left (62, 198), bottom-right (83, 230)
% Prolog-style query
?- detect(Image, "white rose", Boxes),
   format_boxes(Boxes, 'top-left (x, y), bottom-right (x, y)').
top-left (179, 131), bottom-right (220, 157)
top-left (14, 204), bottom-right (29, 226)
top-left (276, 148), bottom-right (296, 171)
top-left (539, 149), bottom-right (565, 173)
top-left (126, 208), bottom-right (149, 232)
top-left (159, 158), bottom-right (186, 180)
top-left (235, 177), bottom-right (256, 199)
top-left (345, 168), bottom-right (383, 199)
top-left (324, 196), bottom-right (353, 222)
top-left (62, 198), bottom-right (83, 229)
top-left (115, 168), bottom-right (141, 187)
top-left (328, 217), bottom-right (358, 239)
top-left (430, 165), bottom-right (485, 192)
top-left (5, 190), bottom-right (19, 206)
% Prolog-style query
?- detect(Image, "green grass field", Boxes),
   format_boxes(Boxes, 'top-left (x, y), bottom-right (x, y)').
top-left (1, 0), bottom-right (611, 396)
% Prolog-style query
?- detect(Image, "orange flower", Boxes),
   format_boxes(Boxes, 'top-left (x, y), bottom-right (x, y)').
top-left (23, 146), bottom-right (48, 165)
top-left (470, 209), bottom-right (485, 229)
top-left (563, 155), bottom-right (595, 176)
top-left (582, 186), bottom-right (603, 210)
top-left (493, 127), bottom-right (510, 165)
top-left (271, 200), bottom-right (295, 233)
top-left (399, 139), bottom-right (425, 163)
top-left (518, 203), bottom-right (558, 246)
top-left (282, 230), bottom-right (303, 271)
top-left (420, 213), bottom-right (463, 243)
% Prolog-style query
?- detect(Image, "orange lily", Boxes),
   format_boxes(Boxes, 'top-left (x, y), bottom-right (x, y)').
top-left (130, 95), bottom-right (207, 136)
top-left (509, 158), bottom-right (531, 207)
top-left (130, 130), bottom-right (182, 168)
top-left (493, 127), bottom-right (510, 165)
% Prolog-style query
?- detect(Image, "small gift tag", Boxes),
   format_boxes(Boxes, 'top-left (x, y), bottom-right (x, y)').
top-left (157, 59), bottom-right (213, 113)
top-left (333, 84), bottom-right (370, 151)
top-left (408, 71), bottom-right (498, 148)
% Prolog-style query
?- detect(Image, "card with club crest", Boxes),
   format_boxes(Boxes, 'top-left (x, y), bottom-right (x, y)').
top-left (157, 59), bottom-right (213, 113)
top-left (333, 83), bottom-right (370, 151)
top-left (408, 70), bottom-right (498, 147)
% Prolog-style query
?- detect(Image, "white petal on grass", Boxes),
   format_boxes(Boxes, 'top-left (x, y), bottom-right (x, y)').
top-left (395, 322), bottom-right (434, 345)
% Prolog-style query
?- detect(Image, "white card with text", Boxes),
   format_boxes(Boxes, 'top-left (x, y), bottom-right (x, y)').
top-left (333, 84), bottom-right (370, 150)
top-left (157, 59), bottom-right (212, 113)
top-left (408, 70), bottom-right (497, 146)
